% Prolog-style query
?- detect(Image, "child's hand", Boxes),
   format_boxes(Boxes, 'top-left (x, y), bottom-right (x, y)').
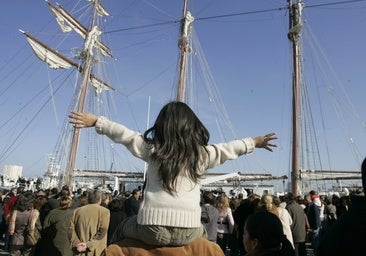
top-left (253, 132), bottom-right (277, 152)
top-left (69, 112), bottom-right (98, 128)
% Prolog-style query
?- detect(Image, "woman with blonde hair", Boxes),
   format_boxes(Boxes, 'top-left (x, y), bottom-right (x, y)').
top-left (256, 194), bottom-right (294, 249)
top-left (256, 194), bottom-right (279, 217)
top-left (216, 193), bottom-right (235, 253)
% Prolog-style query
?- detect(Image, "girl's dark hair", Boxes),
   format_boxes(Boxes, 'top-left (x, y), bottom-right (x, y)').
top-left (245, 211), bottom-right (295, 256)
top-left (143, 101), bottom-right (210, 195)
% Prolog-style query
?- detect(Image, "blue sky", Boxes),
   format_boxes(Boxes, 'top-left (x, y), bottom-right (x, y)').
top-left (0, 0), bottom-right (365, 189)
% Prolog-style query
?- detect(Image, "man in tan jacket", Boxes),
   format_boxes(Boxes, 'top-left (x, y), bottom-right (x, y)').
top-left (69, 189), bottom-right (110, 255)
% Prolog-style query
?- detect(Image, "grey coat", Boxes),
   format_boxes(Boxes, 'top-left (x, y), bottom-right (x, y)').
top-left (201, 204), bottom-right (219, 242)
top-left (286, 202), bottom-right (307, 243)
top-left (10, 209), bottom-right (42, 246)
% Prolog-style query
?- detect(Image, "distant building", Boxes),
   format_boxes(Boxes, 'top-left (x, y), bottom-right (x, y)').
top-left (3, 165), bottom-right (22, 181)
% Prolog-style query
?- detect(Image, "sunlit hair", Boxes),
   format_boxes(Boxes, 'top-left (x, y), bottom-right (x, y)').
top-left (143, 101), bottom-right (210, 195)
top-left (216, 194), bottom-right (230, 212)
top-left (257, 194), bottom-right (279, 217)
top-left (59, 196), bottom-right (72, 210)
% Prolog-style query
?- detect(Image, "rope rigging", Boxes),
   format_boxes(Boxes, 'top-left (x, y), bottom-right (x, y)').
top-left (104, 0), bottom-right (366, 35)
top-left (1, 0), bottom-right (365, 192)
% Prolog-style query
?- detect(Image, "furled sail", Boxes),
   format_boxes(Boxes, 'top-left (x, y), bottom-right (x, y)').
top-left (178, 11), bottom-right (194, 52)
top-left (48, 1), bottom-right (72, 33)
top-left (90, 75), bottom-right (114, 95)
top-left (84, 26), bottom-right (101, 57)
top-left (91, 0), bottom-right (110, 17)
top-left (46, 1), bottom-right (113, 58)
top-left (20, 30), bottom-right (78, 69)
top-left (21, 30), bottom-right (114, 94)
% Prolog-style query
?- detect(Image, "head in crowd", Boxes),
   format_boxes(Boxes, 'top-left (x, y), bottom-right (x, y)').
top-left (76, 188), bottom-right (83, 195)
top-left (79, 195), bottom-right (88, 207)
top-left (87, 189), bottom-right (103, 204)
top-left (132, 189), bottom-right (141, 199)
top-left (258, 194), bottom-right (280, 217)
top-left (216, 193), bottom-right (230, 212)
top-left (108, 198), bottom-right (123, 212)
top-left (273, 195), bottom-right (282, 207)
top-left (309, 190), bottom-right (318, 199)
top-left (59, 195), bottom-right (73, 210)
top-left (247, 193), bottom-right (261, 205)
top-left (60, 185), bottom-right (71, 197)
top-left (102, 192), bottom-right (111, 205)
top-left (124, 191), bottom-right (131, 198)
top-left (202, 190), bottom-right (216, 205)
top-left (50, 187), bottom-right (59, 196)
top-left (284, 192), bottom-right (296, 204)
top-left (15, 191), bottom-right (35, 211)
top-left (34, 190), bottom-right (48, 210)
top-left (9, 187), bottom-right (17, 197)
top-left (36, 190), bottom-right (47, 198)
top-left (143, 101), bottom-right (210, 195)
top-left (243, 211), bottom-right (295, 256)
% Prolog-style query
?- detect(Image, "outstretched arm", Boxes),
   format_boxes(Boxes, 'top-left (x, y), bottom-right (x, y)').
top-left (69, 112), bottom-right (149, 161)
top-left (69, 111), bottom-right (98, 128)
top-left (253, 132), bottom-right (277, 152)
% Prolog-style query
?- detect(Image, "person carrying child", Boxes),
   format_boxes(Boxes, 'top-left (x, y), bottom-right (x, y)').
top-left (69, 101), bottom-right (277, 246)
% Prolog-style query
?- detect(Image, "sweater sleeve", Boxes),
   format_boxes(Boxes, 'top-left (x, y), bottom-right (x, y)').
top-left (95, 116), bottom-right (150, 161)
top-left (205, 137), bottom-right (254, 169)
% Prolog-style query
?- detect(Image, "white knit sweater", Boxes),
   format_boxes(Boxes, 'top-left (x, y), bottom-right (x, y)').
top-left (95, 116), bottom-right (255, 228)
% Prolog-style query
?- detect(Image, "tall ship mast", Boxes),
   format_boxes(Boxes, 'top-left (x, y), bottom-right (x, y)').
top-left (288, 0), bottom-right (303, 195)
top-left (20, 0), bottom-right (114, 187)
top-left (287, 0), bottom-right (362, 195)
top-left (177, 0), bottom-right (193, 102)
top-left (5, 1), bottom-right (362, 193)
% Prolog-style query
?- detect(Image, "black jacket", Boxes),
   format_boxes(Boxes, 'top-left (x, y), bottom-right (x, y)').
top-left (317, 195), bottom-right (366, 256)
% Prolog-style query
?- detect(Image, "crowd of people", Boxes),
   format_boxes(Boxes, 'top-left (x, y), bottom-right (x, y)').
top-left (0, 178), bottom-right (364, 256)
top-left (201, 184), bottom-right (366, 256)
top-left (0, 186), bottom-right (147, 255)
